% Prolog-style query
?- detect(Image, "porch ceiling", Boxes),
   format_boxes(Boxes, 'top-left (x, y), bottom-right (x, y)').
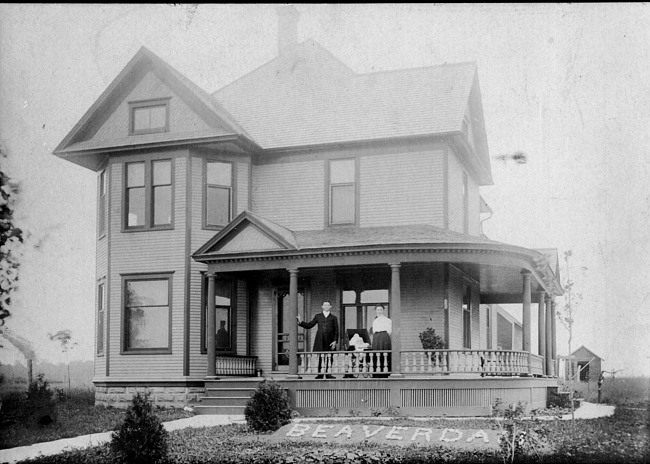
top-left (454, 263), bottom-right (546, 304)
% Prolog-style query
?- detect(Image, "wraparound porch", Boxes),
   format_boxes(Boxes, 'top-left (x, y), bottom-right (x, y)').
top-left (197, 375), bottom-right (557, 417)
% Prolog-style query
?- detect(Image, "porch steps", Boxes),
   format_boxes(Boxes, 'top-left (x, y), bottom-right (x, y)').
top-left (195, 380), bottom-right (262, 416)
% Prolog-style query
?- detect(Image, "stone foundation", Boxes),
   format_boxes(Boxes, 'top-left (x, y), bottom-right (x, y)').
top-left (95, 385), bottom-right (205, 409)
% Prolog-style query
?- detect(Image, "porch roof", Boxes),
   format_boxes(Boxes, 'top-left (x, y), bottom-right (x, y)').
top-left (193, 212), bottom-right (564, 300)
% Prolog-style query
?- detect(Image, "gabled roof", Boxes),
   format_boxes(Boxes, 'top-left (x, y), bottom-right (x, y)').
top-left (571, 345), bottom-right (604, 361)
top-left (193, 211), bottom-right (297, 257)
top-left (213, 40), bottom-right (490, 178)
top-left (54, 47), bottom-right (257, 170)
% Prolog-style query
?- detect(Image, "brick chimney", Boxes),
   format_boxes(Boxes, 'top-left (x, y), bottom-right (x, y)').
top-left (276, 5), bottom-right (299, 55)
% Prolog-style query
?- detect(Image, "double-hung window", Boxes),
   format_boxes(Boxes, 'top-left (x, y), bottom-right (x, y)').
top-left (97, 282), bottom-right (105, 355)
top-left (123, 274), bottom-right (172, 353)
top-left (129, 99), bottom-right (169, 135)
top-left (125, 160), bottom-right (173, 230)
top-left (329, 158), bottom-right (356, 225)
top-left (205, 161), bottom-right (233, 228)
top-left (201, 276), bottom-right (234, 353)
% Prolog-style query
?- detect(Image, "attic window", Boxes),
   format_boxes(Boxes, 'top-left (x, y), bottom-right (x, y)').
top-left (129, 99), bottom-right (169, 135)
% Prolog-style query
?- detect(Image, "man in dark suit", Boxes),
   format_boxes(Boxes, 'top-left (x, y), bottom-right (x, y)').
top-left (298, 301), bottom-right (339, 379)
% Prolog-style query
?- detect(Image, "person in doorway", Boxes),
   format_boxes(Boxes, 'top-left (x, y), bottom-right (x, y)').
top-left (216, 320), bottom-right (229, 349)
top-left (370, 305), bottom-right (392, 378)
top-left (298, 301), bottom-right (339, 379)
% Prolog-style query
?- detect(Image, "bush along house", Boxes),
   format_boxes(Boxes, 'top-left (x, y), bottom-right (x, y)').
top-left (54, 7), bottom-right (563, 416)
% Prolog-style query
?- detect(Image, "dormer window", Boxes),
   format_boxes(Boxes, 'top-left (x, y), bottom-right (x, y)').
top-left (129, 99), bottom-right (170, 135)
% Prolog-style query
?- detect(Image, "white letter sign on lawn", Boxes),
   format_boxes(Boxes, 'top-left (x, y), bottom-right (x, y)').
top-left (466, 430), bottom-right (490, 443)
top-left (312, 425), bottom-right (334, 438)
top-left (275, 423), bottom-right (498, 449)
top-left (286, 424), bottom-right (310, 437)
top-left (439, 428), bottom-right (463, 442)
top-left (362, 425), bottom-right (385, 438)
top-left (334, 425), bottom-right (353, 439)
top-left (410, 428), bottom-right (432, 442)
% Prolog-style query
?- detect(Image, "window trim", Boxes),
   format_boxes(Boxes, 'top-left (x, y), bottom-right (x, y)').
top-left (326, 157), bottom-right (359, 227)
top-left (121, 272), bottom-right (173, 355)
top-left (122, 159), bottom-right (174, 232)
top-left (203, 159), bottom-right (235, 230)
top-left (200, 273), bottom-right (237, 355)
top-left (98, 169), bottom-right (107, 238)
top-left (97, 281), bottom-right (105, 356)
top-left (129, 98), bottom-right (170, 136)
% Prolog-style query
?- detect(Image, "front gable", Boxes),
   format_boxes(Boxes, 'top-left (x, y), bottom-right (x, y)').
top-left (90, 70), bottom-right (213, 141)
top-left (54, 47), bottom-right (256, 171)
top-left (194, 211), bottom-right (298, 258)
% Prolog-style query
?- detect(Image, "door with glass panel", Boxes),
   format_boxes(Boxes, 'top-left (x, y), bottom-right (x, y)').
top-left (274, 290), bottom-right (306, 372)
top-left (341, 289), bottom-right (389, 345)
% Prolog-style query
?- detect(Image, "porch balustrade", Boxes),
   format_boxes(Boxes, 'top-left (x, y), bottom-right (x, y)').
top-left (297, 351), bottom-right (392, 377)
top-left (294, 349), bottom-right (549, 377)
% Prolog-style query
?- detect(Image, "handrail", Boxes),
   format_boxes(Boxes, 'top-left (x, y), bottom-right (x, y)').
top-left (297, 350), bottom-right (391, 377)
top-left (295, 349), bottom-right (547, 377)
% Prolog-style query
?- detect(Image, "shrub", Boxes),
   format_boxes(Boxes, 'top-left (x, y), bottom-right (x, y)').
top-left (418, 327), bottom-right (446, 350)
top-left (27, 373), bottom-right (57, 426)
top-left (244, 379), bottom-right (293, 432)
top-left (111, 392), bottom-right (169, 464)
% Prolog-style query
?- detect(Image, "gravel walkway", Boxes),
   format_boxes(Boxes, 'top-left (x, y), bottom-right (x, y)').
top-left (0, 415), bottom-right (246, 464)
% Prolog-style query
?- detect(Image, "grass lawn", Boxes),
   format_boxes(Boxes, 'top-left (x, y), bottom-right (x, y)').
top-left (0, 388), bottom-right (193, 450)
top-left (10, 407), bottom-right (649, 463)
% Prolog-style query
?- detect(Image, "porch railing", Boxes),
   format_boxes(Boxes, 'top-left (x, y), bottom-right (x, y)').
top-left (297, 351), bottom-right (392, 377)
top-left (402, 350), bottom-right (543, 376)
top-left (293, 350), bottom-right (550, 377)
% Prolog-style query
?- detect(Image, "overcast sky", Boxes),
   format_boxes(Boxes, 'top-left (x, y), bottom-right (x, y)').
top-left (1, 4), bottom-right (649, 376)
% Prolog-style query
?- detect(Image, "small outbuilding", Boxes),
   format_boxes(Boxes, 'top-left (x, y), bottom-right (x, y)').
top-left (562, 345), bottom-right (604, 399)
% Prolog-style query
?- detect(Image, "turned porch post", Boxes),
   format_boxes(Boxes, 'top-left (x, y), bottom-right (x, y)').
top-left (206, 273), bottom-right (218, 379)
top-left (288, 268), bottom-right (300, 378)
top-left (521, 270), bottom-right (532, 354)
top-left (389, 263), bottom-right (404, 377)
top-left (538, 291), bottom-right (546, 374)
top-left (546, 295), bottom-right (553, 376)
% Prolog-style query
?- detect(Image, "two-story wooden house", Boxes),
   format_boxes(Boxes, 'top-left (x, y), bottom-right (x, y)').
top-left (54, 9), bottom-right (562, 416)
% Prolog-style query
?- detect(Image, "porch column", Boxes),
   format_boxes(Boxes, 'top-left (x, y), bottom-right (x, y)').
top-left (287, 268), bottom-right (300, 378)
top-left (537, 291), bottom-right (546, 374)
top-left (545, 295), bottom-right (553, 376)
top-left (206, 273), bottom-right (218, 379)
top-left (551, 299), bottom-right (557, 363)
top-left (521, 270), bottom-right (532, 354)
top-left (389, 263), bottom-right (404, 378)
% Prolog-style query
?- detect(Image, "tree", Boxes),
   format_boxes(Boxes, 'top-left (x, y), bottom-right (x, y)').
top-left (0, 142), bottom-right (24, 329)
top-left (557, 250), bottom-right (586, 433)
top-left (49, 329), bottom-right (77, 391)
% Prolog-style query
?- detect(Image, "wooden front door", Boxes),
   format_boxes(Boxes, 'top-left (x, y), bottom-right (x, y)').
top-left (273, 290), bottom-right (307, 372)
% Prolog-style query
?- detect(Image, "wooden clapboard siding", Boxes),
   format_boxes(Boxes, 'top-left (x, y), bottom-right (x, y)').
top-left (236, 280), bottom-right (247, 356)
top-left (236, 162), bottom-right (249, 214)
top-left (95, 166), bottom-right (109, 378)
top-left (252, 159), bottom-right (325, 230)
top-left (108, 153), bottom-right (188, 379)
top-left (359, 151), bottom-right (444, 228)
top-left (447, 149), bottom-right (464, 234)
top-left (446, 266), bottom-right (480, 350)
top-left (400, 264), bottom-right (446, 351)
top-left (306, 272), bottom-right (338, 319)
top-left (90, 71), bottom-right (211, 142)
top-left (251, 286), bottom-right (273, 373)
top-left (447, 144), bottom-right (481, 235)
